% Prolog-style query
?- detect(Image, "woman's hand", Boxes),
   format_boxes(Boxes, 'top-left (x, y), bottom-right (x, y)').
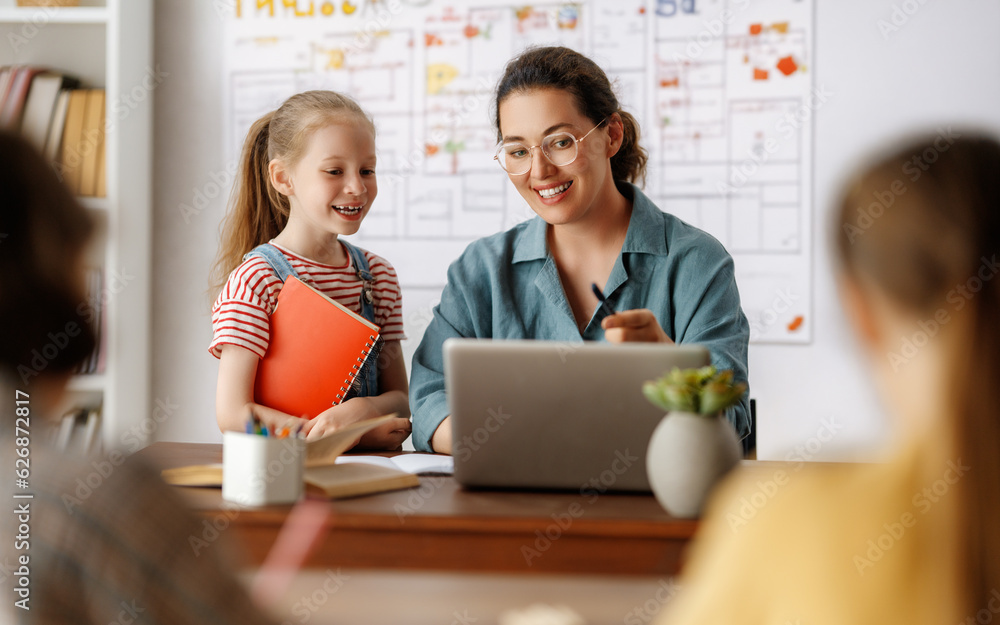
top-left (601, 309), bottom-right (674, 344)
top-left (305, 397), bottom-right (412, 450)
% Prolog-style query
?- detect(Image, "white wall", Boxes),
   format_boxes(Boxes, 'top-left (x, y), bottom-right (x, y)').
top-left (151, 0), bottom-right (1000, 459)
top-left (752, 0), bottom-right (1000, 459)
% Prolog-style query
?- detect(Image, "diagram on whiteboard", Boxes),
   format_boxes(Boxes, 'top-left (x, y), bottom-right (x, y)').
top-left (223, 0), bottom-right (814, 343)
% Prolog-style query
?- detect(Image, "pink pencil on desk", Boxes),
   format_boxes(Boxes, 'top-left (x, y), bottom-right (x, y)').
top-left (250, 499), bottom-right (332, 608)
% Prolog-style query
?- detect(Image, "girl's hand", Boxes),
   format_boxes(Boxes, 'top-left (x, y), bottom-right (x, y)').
top-left (266, 414), bottom-right (313, 437)
top-left (305, 397), bottom-right (412, 451)
top-left (601, 309), bottom-right (674, 344)
top-left (306, 397), bottom-right (381, 442)
top-left (357, 417), bottom-right (412, 451)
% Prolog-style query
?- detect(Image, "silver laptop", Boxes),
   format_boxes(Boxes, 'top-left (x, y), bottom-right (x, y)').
top-left (444, 338), bottom-right (710, 492)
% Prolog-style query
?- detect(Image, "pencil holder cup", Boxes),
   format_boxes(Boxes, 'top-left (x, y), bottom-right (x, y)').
top-left (222, 432), bottom-right (305, 506)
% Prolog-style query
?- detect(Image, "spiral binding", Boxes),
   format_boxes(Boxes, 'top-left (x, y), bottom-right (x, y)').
top-left (335, 333), bottom-right (381, 403)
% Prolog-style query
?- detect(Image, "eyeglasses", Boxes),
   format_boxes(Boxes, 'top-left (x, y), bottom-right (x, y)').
top-left (493, 118), bottom-right (607, 175)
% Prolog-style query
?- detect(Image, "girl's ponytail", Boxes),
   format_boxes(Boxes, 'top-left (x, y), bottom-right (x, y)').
top-left (243, 112), bottom-right (291, 251)
top-left (948, 139), bottom-right (1000, 616)
top-left (210, 112), bottom-right (289, 294)
top-left (954, 271), bottom-right (1000, 615)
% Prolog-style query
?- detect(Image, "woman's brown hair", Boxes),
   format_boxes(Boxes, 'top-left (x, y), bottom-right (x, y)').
top-left (493, 46), bottom-right (648, 186)
top-left (210, 90), bottom-right (375, 293)
top-left (835, 133), bottom-right (1000, 616)
top-left (0, 131), bottom-right (96, 377)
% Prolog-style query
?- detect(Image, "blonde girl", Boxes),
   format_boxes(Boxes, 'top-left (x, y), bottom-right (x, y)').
top-left (210, 91), bottom-right (410, 448)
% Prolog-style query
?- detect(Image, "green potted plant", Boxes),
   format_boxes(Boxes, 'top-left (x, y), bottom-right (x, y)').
top-left (643, 366), bottom-right (746, 518)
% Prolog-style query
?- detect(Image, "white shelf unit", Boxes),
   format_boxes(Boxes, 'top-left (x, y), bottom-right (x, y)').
top-left (0, 6), bottom-right (108, 24)
top-left (0, 0), bottom-right (152, 450)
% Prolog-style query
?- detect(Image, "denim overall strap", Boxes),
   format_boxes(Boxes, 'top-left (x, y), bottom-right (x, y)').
top-left (243, 243), bottom-right (299, 283)
top-left (343, 241), bottom-right (376, 321)
top-left (342, 241), bottom-right (379, 398)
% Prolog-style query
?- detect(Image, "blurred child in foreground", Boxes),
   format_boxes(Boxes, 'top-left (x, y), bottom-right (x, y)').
top-left (0, 131), bottom-right (277, 624)
top-left (663, 133), bottom-right (1000, 623)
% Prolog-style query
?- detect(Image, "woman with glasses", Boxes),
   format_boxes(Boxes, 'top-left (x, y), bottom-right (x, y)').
top-left (410, 46), bottom-right (750, 453)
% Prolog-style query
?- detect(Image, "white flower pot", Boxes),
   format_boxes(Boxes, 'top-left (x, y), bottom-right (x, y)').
top-left (646, 411), bottom-right (742, 518)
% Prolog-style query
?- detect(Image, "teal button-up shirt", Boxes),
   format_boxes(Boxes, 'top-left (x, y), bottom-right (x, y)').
top-left (410, 183), bottom-right (750, 451)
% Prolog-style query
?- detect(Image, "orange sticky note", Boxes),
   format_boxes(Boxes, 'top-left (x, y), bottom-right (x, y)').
top-left (777, 55), bottom-right (798, 76)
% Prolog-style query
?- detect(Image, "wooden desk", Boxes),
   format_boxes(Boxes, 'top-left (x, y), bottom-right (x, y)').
top-left (263, 569), bottom-right (675, 625)
top-left (143, 442), bottom-right (698, 576)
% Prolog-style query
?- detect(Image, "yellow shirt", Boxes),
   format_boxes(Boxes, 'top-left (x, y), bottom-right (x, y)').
top-left (662, 436), bottom-right (963, 624)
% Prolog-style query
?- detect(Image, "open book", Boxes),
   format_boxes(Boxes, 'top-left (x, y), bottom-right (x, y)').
top-left (335, 453), bottom-right (454, 476)
top-left (162, 414), bottom-right (420, 499)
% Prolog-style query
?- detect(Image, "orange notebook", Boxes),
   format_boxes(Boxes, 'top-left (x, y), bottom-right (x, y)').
top-left (254, 275), bottom-right (380, 419)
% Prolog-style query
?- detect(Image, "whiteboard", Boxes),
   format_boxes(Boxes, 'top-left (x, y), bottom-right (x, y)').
top-left (222, 0), bottom-right (816, 344)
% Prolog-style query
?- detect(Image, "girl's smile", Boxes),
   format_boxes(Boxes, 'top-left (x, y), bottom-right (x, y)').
top-left (332, 204), bottom-right (364, 219)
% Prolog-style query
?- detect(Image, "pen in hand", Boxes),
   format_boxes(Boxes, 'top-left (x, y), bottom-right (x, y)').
top-left (591, 283), bottom-right (616, 323)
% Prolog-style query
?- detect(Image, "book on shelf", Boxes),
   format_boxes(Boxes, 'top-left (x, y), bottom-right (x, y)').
top-left (58, 88), bottom-right (106, 197)
top-left (161, 414), bottom-right (420, 499)
top-left (0, 67), bottom-right (19, 117)
top-left (44, 89), bottom-right (71, 162)
top-left (0, 66), bottom-right (45, 129)
top-left (59, 89), bottom-right (88, 194)
top-left (20, 72), bottom-right (80, 152)
top-left (94, 270), bottom-right (107, 373)
top-left (53, 408), bottom-right (78, 450)
top-left (53, 406), bottom-right (102, 456)
top-left (254, 275), bottom-right (382, 419)
top-left (0, 65), bottom-right (105, 196)
top-left (77, 89), bottom-right (104, 197)
top-left (81, 407), bottom-right (102, 455)
top-left (75, 267), bottom-right (105, 375)
top-left (94, 122), bottom-right (106, 197)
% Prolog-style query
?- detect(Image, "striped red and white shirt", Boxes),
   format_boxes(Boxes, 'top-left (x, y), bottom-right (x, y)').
top-left (209, 242), bottom-right (405, 359)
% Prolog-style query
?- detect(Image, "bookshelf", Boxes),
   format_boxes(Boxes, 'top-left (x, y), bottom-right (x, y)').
top-left (0, 0), bottom-right (152, 450)
top-left (0, 6), bottom-right (108, 24)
